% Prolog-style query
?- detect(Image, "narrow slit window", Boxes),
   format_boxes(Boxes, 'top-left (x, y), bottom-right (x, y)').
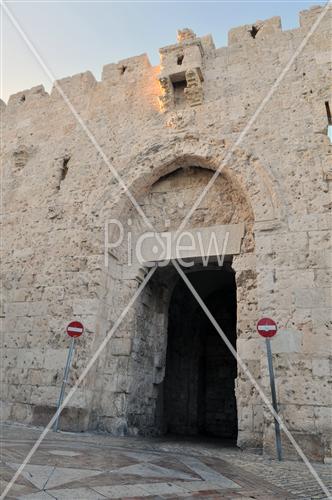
top-left (325, 101), bottom-right (332, 143)
top-left (61, 157), bottom-right (70, 181)
top-left (249, 25), bottom-right (260, 39)
top-left (57, 156), bottom-right (70, 190)
top-left (177, 54), bottom-right (184, 65)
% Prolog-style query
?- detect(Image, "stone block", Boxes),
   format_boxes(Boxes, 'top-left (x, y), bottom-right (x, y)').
top-left (312, 358), bottom-right (331, 377)
top-left (10, 402), bottom-right (33, 423)
top-left (43, 286), bottom-right (65, 301)
top-left (2, 349), bottom-right (18, 368)
top-left (110, 338), bottom-right (132, 356)
top-left (316, 51), bottom-right (332, 64)
top-left (28, 368), bottom-right (60, 386)
top-left (237, 338), bottom-right (264, 361)
top-left (303, 332), bottom-right (332, 355)
top-left (309, 230), bottom-right (331, 252)
top-left (253, 404), bottom-right (264, 432)
top-left (295, 288), bottom-right (330, 309)
top-left (271, 232), bottom-right (308, 253)
top-left (3, 331), bottom-right (27, 348)
top-left (281, 404), bottom-right (315, 433)
top-left (314, 406), bottom-right (332, 433)
top-left (15, 317), bottom-right (34, 333)
top-left (237, 405), bottom-right (253, 431)
top-left (314, 269), bottom-right (332, 287)
top-left (30, 385), bottom-right (60, 405)
top-left (278, 376), bottom-right (330, 406)
top-left (7, 384), bottom-right (32, 404)
top-left (0, 400), bottom-right (12, 422)
top-left (73, 299), bottom-right (99, 316)
top-left (16, 348), bottom-right (45, 369)
top-left (6, 301), bottom-right (47, 317)
top-left (271, 329), bottom-right (303, 354)
top-left (44, 348), bottom-right (69, 370)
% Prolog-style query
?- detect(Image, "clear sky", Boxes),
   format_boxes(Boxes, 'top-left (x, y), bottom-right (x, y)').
top-left (2, 1), bottom-right (325, 102)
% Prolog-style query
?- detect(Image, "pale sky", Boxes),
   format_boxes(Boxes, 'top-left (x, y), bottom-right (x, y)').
top-left (2, 1), bottom-right (325, 102)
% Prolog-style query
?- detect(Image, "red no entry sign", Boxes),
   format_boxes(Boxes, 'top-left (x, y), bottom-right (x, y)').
top-left (257, 317), bottom-right (277, 338)
top-left (66, 321), bottom-right (84, 338)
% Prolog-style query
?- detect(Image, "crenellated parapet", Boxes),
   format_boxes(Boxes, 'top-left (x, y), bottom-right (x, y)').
top-left (51, 71), bottom-right (97, 99)
top-left (228, 16), bottom-right (282, 45)
top-left (7, 85), bottom-right (49, 108)
top-left (102, 54), bottom-right (152, 84)
top-left (299, 4), bottom-right (328, 27)
top-left (2, 4), bottom-right (330, 115)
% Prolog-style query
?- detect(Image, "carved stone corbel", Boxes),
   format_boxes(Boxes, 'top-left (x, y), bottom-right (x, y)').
top-left (158, 77), bottom-right (174, 112)
top-left (184, 69), bottom-right (203, 107)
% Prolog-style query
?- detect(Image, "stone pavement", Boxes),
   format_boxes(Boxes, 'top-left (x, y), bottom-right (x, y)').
top-left (0, 424), bottom-right (331, 499)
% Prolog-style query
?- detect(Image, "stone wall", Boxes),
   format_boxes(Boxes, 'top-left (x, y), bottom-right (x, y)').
top-left (1, 5), bottom-right (331, 461)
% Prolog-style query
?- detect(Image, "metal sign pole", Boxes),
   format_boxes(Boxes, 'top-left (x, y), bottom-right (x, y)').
top-left (265, 337), bottom-right (283, 461)
top-left (53, 337), bottom-right (75, 432)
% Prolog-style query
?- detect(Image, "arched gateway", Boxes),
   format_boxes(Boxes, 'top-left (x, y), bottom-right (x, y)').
top-left (92, 157), bottom-right (264, 449)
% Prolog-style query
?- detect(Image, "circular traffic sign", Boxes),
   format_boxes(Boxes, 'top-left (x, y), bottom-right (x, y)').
top-left (66, 321), bottom-right (84, 338)
top-left (257, 317), bottom-right (277, 338)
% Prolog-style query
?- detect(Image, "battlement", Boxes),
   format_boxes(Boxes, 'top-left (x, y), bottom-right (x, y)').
top-left (7, 84), bottom-right (48, 107)
top-left (228, 15), bottom-right (282, 45)
top-left (102, 54), bottom-right (152, 83)
top-left (51, 71), bottom-right (97, 98)
top-left (2, 4), bottom-right (330, 109)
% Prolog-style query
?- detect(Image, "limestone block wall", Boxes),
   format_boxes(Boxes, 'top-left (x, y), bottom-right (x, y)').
top-left (1, 5), bottom-right (331, 460)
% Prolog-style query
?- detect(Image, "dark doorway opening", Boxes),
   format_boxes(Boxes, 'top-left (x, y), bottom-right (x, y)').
top-left (163, 265), bottom-right (238, 441)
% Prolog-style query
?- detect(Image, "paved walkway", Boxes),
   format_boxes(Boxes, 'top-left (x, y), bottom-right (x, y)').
top-left (0, 424), bottom-right (331, 499)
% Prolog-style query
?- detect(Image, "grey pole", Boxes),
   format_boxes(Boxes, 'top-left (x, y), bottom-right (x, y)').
top-left (265, 337), bottom-right (283, 461)
top-left (53, 337), bottom-right (75, 432)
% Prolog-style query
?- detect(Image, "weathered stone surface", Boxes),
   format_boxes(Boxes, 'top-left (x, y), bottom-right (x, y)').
top-left (1, 5), bottom-right (331, 462)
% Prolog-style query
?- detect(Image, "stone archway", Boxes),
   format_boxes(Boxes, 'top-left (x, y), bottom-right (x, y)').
top-left (93, 135), bottom-right (284, 226)
top-left (91, 158), bottom-right (263, 448)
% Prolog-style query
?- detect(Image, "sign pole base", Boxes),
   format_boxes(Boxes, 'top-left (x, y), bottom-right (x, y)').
top-left (266, 338), bottom-right (283, 461)
top-left (53, 337), bottom-right (75, 432)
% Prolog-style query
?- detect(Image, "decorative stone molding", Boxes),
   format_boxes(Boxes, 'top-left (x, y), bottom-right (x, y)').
top-left (184, 69), bottom-right (203, 107)
top-left (158, 77), bottom-right (174, 113)
top-left (165, 109), bottom-right (195, 129)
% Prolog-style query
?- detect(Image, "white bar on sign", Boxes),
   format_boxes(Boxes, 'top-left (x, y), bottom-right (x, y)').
top-left (68, 327), bottom-right (83, 333)
top-left (259, 325), bottom-right (277, 331)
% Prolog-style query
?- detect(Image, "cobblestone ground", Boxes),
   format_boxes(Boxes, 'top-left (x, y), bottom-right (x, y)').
top-left (0, 424), bottom-right (331, 499)
top-left (158, 442), bottom-right (332, 500)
